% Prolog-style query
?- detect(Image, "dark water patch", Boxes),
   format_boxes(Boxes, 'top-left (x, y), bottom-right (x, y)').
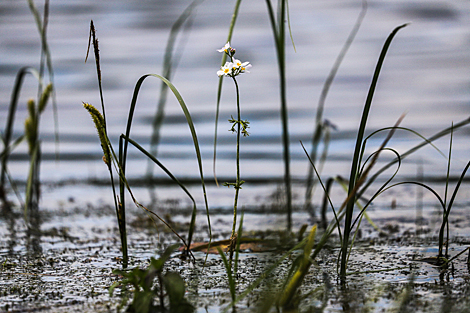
top-left (399, 3), bottom-right (459, 21)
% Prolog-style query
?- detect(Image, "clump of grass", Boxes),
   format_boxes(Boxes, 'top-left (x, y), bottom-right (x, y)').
top-left (381, 124), bottom-right (470, 266)
top-left (339, 23), bottom-right (408, 280)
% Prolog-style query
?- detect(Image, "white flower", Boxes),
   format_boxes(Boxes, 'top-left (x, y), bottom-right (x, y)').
top-left (232, 59), bottom-right (243, 68)
top-left (240, 62), bottom-right (252, 73)
top-left (232, 59), bottom-right (251, 73)
top-left (217, 62), bottom-right (233, 77)
top-left (217, 42), bottom-right (231, 53)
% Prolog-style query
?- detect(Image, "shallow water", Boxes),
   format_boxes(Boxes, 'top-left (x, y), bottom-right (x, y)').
top-left (2, 205), bottom-right (470, 312)
top-left (1, 0), bottom-right (470, 210)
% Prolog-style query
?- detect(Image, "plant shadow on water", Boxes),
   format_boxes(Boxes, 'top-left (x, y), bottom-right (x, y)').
top-left (2, 0), bottom-right (470, 312)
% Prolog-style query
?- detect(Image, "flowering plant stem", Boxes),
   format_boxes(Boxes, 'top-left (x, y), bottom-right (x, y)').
top-left (231, 76), bottom-right (241, 240)
top-left (216, 42), bottom-right (251, 265)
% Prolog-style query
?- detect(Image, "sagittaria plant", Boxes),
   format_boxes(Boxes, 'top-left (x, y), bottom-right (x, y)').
top-left (216, 42), bottom-right (251, 263)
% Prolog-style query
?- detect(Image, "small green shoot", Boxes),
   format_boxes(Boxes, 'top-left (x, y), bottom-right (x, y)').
top-left (111, 244), bottom-right (194, 313)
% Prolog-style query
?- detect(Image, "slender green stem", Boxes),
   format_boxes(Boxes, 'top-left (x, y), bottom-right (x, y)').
top-left (232, 76), bottom-right (241, 238)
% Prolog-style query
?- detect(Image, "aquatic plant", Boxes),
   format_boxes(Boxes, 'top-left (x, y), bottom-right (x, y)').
top-left (213, 0), bottom-right (242, 188)
top-left (111, 244), bottom-right (194, 313)
top-left (216, 42), bottom-right (251, 264)
top-left (278, 225), bottom-right (317, 310)
top-left (214, 0), bottom-right (295, 232)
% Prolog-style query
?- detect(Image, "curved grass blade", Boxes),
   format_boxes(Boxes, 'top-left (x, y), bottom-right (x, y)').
top-left (351, 147), bottom-right (401, 232)
top-left (213, 0), bottom-right (242, 186)
top-left (359, 126), bottom-right (446, 167)
top-left (1, 67), bottom-right (40, 190)
top-left (340, 24), bottom-right (408, 280)
top-left (120, 74), bottom-right (211, 260)
top-left (361, 117), bottom-right (470, 194)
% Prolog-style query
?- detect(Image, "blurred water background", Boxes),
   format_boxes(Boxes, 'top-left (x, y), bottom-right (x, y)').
top-left (1, 0), bottom-right (469, 214)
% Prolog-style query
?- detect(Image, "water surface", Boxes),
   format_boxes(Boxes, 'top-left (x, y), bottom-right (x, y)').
top-left (1, 0), bottom-right (469, 210)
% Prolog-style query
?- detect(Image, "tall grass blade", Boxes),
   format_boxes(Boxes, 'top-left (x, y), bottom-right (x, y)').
top-left (443, 124), bottom-right (452, 257)
top-left (85, 24), bottom-right (126, 266)
top-left (213, 0), bottom-right (242, 186)
top-left (304, 0), bottom-right (367, 211)
top-left (340, 24), bottom-right (408, 280)
top-left (265, 0), bottom-right (293, 231)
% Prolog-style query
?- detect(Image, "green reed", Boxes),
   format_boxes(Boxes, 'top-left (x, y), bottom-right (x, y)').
top-left (1, 0), bottom-right (55, 224)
